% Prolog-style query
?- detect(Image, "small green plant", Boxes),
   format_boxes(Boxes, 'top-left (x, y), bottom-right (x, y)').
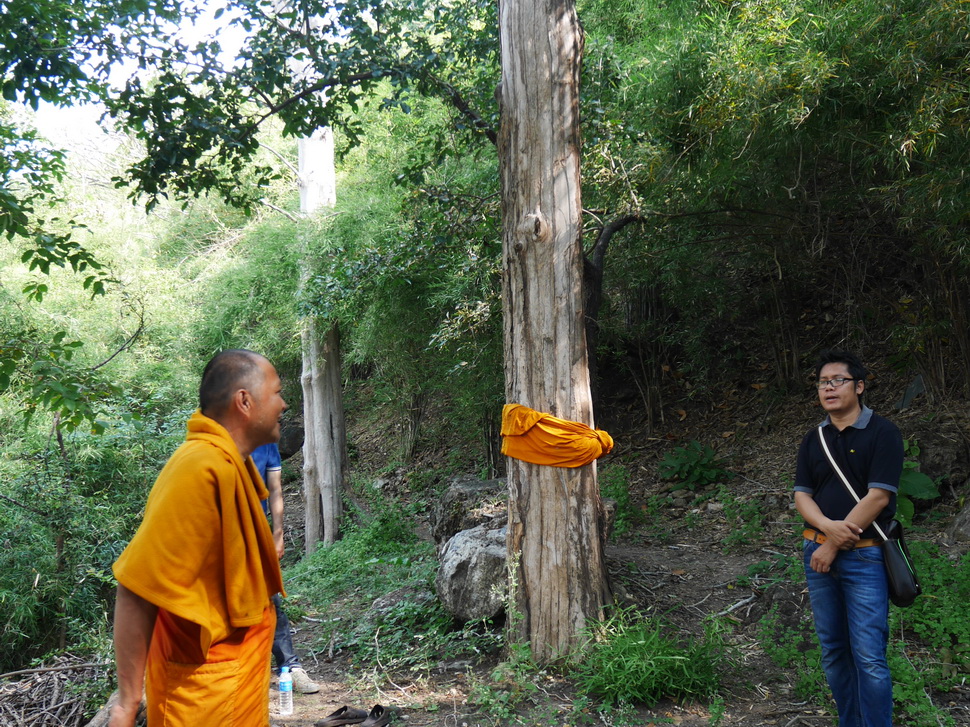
top-left (596, 699), bottom-right (642, 726)
top-left (572, 607), bottom-right (729, 705)
top-left (468, 641), bottom-right (542, 722)
top-left (888, 641), bottom-right (955, 727)
top-left (708, 694), bottom-right (726, 726)
top-left (599, 463), bottom-right (641, 538)
top-left (735, 552), bottom-right (798, 589)
top-left (718, 486), bottom-right (764, 549)
top-left (756, 604), bottom-right (827, 704)
top-left (894, 543), bottom-right (970, 686)
top-left (895, 439), bottom-right (940, 525)
top-left (658, 440), bottom-right (733, 490)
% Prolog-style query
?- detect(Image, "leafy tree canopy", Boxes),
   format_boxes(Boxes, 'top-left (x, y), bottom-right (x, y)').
top-left (100, 0), bottom-right (500, 210)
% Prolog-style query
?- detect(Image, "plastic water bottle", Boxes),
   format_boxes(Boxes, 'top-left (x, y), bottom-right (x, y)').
top-left (278, 666), bottom-right (294, 715)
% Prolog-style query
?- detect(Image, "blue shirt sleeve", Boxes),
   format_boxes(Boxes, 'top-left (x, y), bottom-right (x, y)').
top-left (251, 443), bottom-right (282, 482)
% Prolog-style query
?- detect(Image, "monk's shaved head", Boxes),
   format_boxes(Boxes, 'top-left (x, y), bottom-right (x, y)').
top-left (199, 349), bottom-right (266, 416)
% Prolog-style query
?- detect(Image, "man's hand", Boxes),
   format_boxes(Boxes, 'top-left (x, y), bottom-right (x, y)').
top-left (274, 528), bottom-right (284, 560)
top-left (822, 519), bottom-right (862, 550)
top-left (810, 541), bottom-right (840, 573)
top-left (108, 697), bottom-right (141, 727)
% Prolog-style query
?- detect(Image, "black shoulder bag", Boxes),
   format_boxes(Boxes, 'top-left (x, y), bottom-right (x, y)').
top-left (817, 427), bottom-right (922, 607)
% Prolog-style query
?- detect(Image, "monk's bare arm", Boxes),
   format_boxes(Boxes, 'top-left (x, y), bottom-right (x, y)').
top-left (109, 584), bottom-right (158, 727)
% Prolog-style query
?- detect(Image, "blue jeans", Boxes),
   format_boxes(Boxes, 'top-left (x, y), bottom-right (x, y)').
top-left (803, 541), bottom-right (892, 727)
top-left (271, 593), bottom-right (301, 671)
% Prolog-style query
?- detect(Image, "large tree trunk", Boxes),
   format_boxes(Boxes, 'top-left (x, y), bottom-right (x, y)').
top-left (298, 127), bottom-right (345, 551)
top-left (498, 0), bottom-right (609, 661)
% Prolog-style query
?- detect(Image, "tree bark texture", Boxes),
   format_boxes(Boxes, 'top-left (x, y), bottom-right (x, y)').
top-left (299, 127), bottom-right (345, 551)
top-left (300, 318), bottom-right (345, 549)
top-left (498, 0), bottom-right (608, 661)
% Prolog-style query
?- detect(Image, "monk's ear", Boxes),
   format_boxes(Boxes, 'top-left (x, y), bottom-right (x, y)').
top-left (232, 388), bottom-right (254, 417)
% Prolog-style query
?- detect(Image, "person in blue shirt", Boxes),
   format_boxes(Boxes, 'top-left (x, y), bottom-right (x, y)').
top-left (794, 349), bottom-right (902, 727)
top-left (251, 443), bottom-right (320, 694)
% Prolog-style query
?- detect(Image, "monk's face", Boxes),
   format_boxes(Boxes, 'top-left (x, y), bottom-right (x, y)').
top-left (250, 358), bottom-right (287, 446)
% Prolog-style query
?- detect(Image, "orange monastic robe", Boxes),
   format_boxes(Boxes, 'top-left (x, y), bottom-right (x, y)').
top-left (113, 411), bottom-right (284, 726)
top-left (500, 403), bottom-right (614, 467)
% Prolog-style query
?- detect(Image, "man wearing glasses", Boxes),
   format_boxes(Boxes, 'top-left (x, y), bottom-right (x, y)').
top-left (793, 349), bottom-right (903, 727)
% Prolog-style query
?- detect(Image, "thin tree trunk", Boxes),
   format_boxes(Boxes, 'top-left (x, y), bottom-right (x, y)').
top-left (298, 127), bottom-right (345, 551)
top-left (301, 317), bottom-right (345, 548)
top-left (498, 0), bottom-right (609, 662)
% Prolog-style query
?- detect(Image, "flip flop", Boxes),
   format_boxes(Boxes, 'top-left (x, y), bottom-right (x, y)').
top-left (314, 705), bottom-right (370, 726)
top-left (359, 704), bottom-right (391, 727)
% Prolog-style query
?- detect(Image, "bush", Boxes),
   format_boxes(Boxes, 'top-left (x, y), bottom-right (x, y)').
top-left (658, 440), bottom-right (733, 490)
top-left (599, 464), bottom-right (640, 538)
top-left (572, 607), bottom-right (729, 705)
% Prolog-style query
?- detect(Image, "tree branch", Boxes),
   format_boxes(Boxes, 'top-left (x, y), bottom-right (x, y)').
top-left (425, 74), bottom-right (497, 146)
top-left (0, 492), bottom-right (48, 517)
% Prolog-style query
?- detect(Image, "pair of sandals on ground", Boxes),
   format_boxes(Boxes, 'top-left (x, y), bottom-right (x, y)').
top-left (315, 703), bottom-right (391, 726)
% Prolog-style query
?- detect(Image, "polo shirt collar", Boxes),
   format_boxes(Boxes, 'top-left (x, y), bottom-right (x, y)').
top-left (819, 404), bottom-right (873, 430)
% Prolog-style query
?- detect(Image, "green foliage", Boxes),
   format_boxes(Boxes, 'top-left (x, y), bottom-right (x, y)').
top-left (599, 463), bottom-right (640, 538)
top-left (468, 642), bottom-right (546, 723)
top-left (350, 595), bottom-right (500, 674)
top-left (575, 0), bottom-right (970, 395)
top-left (298, 92), bottom-right (502, 462)
top-left (284, 504), bottom-right (503, 676)
top-left (888, 644), bottom-right (955, 727)
top-left (895, 439), bottom-right (941, 525)
top-left (717, 486), bottom-right (764, 550)
top-left (572, 608), bottom-right (729, 706)
top-left (104, 0), bottom-right (499, 210)
top-left (0, 412), bottom-right (182, 672)
top-left (284, 505), bottom-right (425, 615)
top-left (896, 543), bottom-right (970, 688)
top-left (756, 603), bottom-right (827, 704)
top-left (758, 543), bottom-right (967, 724)
top-left (659, 441), bottom-right (733, 490)
top-left (190, 215), bottom-right (304, 392)
top-left (737, 552), bottom-right (801, 590)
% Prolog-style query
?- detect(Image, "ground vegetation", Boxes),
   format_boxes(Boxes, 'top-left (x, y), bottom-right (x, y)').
top-left (1, 0), bottom-right (970, 723)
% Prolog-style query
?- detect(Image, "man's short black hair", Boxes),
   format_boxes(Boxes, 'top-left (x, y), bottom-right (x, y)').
top-left (199, 349), bottom-right (264, 416)
top-left (815, 348), bottom-right (869, 384)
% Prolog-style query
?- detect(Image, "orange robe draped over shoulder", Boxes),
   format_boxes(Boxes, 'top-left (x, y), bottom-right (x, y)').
top-left (113, 411), bottom-right (284, 726)
top-left (500, 403), bottom-right (614, 467)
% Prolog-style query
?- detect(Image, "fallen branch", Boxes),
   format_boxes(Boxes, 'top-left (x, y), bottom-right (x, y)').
top-left (715, 594), bottom-right (757, 617)
top-left (0, 663), bottom-right (108, 681)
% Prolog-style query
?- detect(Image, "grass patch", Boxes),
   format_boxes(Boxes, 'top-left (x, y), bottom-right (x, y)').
top-left (572, 607), bottom-right (730, 706)
top-left (282, 502), bottom-right (503, 674)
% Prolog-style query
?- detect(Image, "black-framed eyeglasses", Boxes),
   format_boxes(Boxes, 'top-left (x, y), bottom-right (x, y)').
top-left (816, 377), bottom-right (855, 389)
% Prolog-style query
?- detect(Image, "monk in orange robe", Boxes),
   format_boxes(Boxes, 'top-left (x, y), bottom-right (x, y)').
top-left (109, 350), bottom-right (287, 727)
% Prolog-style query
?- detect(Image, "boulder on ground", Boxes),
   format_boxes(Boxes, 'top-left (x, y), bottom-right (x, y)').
top-left (435, 523), bottom-right (507, 622)
top-left (430, 475), bottom-right (507, 547)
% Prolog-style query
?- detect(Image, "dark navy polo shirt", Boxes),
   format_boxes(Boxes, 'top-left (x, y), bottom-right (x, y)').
top-left (794, 405), bottom-right (903, 538)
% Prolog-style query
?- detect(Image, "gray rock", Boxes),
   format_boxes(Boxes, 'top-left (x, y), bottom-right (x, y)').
top-left (947, 500), bottom-right (970, 545)
top-left (430, 475), bottom-right (507, 546)
top-left (435, 524), bottom-right (508, 622)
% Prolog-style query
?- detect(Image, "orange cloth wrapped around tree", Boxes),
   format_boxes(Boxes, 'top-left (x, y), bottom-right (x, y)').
top-left (113, 410), bottom-right (284, 726)
top-left (500, 403), bottom-right (614, 467)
